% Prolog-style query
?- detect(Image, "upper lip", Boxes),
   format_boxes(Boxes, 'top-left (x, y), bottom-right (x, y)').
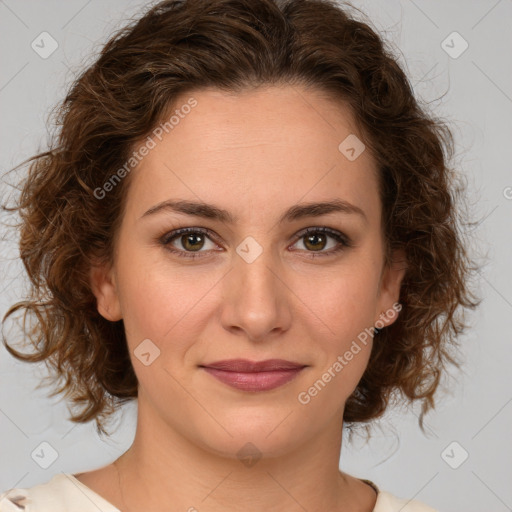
top-left (200, 359), bottom-right (306, 372)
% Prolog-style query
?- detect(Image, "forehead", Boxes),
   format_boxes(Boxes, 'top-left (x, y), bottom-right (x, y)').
top-left (125, 85), bottom-right (380, 225)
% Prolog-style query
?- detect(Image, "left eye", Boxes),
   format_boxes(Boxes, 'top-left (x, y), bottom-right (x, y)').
top-left (292, 227), bottom-right (350, 255)
top-left (159, 227), bottom-right (351, 259)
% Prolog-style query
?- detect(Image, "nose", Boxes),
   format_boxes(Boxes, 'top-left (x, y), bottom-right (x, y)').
top-left (219, 241), bottom-right (292, 343)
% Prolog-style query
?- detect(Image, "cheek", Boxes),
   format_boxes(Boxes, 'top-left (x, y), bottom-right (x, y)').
top-left (115, 248), bottom-right (217, 352)
top-left (302, 263), bottom-right (380, 387)
top-left (311, 263), bottom-right (381, 335)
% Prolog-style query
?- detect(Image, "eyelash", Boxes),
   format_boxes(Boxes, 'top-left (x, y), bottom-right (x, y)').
top-left (159, 226), bottom-right (352, 260)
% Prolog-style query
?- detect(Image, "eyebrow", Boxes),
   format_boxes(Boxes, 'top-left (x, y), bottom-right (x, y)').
top-left (141, 198), bottom-right (367, 224)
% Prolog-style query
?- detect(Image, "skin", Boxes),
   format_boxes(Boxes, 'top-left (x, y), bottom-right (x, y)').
top-left (78, 84), bottom-right (407, 512)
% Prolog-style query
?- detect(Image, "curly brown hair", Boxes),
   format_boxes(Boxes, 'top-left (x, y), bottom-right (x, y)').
top-left (2, 0), bottom-right (481, 438)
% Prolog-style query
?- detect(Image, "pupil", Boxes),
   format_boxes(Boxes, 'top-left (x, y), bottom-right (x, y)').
top-left (306, 233), bottom-right (325, 251)
top-left (184, 233), bottom-right (203, 251)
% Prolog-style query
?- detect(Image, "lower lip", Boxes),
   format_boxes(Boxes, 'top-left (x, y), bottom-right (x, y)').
top-left (201, 367), bottom-right (305, 391)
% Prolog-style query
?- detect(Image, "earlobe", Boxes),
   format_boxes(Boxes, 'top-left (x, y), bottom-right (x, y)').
top-left (375, 248), bottom-right (407, 328)
top-left (89, 262), bottom-right (122, 322)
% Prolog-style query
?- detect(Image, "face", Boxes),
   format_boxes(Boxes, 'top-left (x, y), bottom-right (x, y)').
top-left (91, 84), bottom-right (406, 459)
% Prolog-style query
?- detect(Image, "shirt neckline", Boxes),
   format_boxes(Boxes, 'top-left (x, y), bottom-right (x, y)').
top-left (63, 472), bottom-right (381, 511)
top-left (64, 473), bottom-right (122, 511)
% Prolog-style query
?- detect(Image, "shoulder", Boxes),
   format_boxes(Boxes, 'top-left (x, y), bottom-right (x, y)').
top-left (359, 478), bottom-right (438, 512)
top-left (374, 489), bottom-right (439, 512)
top-left (0, 473), bottom-right (120, 512)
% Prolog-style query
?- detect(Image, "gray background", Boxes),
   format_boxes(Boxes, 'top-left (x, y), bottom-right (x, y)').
top-left (0, 1), bottom-right (511, 511)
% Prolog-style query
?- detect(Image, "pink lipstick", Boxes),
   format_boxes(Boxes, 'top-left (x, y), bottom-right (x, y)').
top-left (199, 359), bottom-right (306, 392)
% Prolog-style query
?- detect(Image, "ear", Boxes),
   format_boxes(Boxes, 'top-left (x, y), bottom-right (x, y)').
top-left (374, 248), bottom-right (407, 328)
top-left (89, 260), bottom-right (122, 322)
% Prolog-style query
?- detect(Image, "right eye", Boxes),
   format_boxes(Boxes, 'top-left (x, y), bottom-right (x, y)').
top-left (160, 227), bottom-right (222, 259)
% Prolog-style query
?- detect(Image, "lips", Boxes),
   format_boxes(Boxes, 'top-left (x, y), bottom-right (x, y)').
top-left (199, 359), bottom-right (307, 392)
top-left (200, 358), bottom-right (305, 372)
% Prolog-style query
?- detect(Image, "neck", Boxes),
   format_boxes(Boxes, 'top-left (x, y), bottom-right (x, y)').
top-left (113, 399), bottom-right (361, 512)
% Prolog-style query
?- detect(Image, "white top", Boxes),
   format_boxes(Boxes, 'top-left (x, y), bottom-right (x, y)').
top-left (0, 473), bottom-right (438, 511)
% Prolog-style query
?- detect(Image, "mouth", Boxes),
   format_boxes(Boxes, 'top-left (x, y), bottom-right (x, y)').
top-left (198, 359), bottom-right (307, 392)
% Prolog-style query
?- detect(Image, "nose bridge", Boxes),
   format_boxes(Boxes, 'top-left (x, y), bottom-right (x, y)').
top-left (220, 234), bottom-right (290, 339)
top-left (238, 239), bottom-right (277, 291)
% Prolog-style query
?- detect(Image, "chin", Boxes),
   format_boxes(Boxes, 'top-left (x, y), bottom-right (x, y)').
top-left (193, 415), bottom-right (310, 462)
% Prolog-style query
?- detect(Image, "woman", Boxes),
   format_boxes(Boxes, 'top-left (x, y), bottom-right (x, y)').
top-left (0, 0), bottom-right (479, 510)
